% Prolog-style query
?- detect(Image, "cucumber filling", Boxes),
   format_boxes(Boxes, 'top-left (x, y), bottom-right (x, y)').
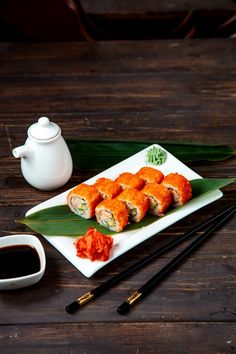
top-left (149, 196), bottom-right (158, 211)
top-left (99, 210), bottom-right (115, 228)
top-left (126, 202), bottom-right (137, 219)
top-left (72, 197), bottom-right (88, 216)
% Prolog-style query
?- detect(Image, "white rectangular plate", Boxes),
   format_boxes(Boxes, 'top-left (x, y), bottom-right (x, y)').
top-left (26, 144), bottom-right (222, 277)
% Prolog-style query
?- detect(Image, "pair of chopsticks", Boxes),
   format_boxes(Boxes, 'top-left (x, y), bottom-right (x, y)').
top-left (65, 204), bottom-right (235, 315)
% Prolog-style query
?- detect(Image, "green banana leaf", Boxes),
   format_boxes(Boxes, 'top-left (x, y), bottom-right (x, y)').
top-left (66, 139), bottom-right (236, 170)
top-left (17, 178), bottom-right (235, 237)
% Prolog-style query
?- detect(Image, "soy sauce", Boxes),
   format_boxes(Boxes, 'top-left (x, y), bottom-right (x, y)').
top-left (0, 245), bottom-right (40, 279)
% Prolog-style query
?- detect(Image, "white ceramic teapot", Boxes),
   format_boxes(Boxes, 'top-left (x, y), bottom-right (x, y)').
top-left (12, 117), bottom-right (73, 191)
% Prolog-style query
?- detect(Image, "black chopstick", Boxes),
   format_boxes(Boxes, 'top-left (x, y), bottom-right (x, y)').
top-left (117, 205), bottom-right (236, 315)
top-left (66, 204), bottom-right (235, 314)
top-left (65, 204), bottom-right (235, 314)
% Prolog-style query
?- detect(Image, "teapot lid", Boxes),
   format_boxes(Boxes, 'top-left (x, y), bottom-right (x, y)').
top-left (28, 117), bottom-right (61, 140)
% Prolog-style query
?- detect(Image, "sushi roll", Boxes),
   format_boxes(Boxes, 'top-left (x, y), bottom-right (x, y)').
top-left (115, 172), bottom-right (144, 190)
top-left (67, 183), bottom-right (102, 219)
top-left (95, 199), bottom-right (129, 232)
top-left (93, 177), bottom-right (122, 199)
top-left (136, 166), bottom-right (164, 184)
top-left (117, 187), bottom-right (149, 222)
top-left (161, 173), bottom-right (192, 206)
top-left (142, 183), bottom-right (172, 216)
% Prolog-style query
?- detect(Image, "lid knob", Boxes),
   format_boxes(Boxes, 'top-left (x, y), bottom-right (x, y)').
top-left (38, 117), bottom-right (50, 127)
top-left (28, 117), bottom-right (61, 140)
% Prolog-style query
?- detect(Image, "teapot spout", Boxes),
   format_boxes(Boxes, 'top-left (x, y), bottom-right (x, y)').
top-left (12, 145), bottom-right (30, 159)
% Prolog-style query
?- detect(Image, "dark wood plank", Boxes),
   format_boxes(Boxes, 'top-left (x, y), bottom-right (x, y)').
top-left (1, 322), bottom-right (236, 353)
top-left (1, 77), bottom-right (235, 117)
top-left (2, 111), bottom-right (236, 144)
top-left (0, 40), bottom-right (236, 75)
top-left (0, 256), bottom-right (235, 324)
top-left (0, 41), bottom-right (235, 116)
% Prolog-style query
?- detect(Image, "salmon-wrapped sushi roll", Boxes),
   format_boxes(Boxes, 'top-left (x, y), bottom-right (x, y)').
top-left (161, 173), bottom-right (192, 206)
top-left (93, 177), bottom-right (122, 199)
top-left (67, 183), bottom-right (102, 219)
top-left (117, 188), bottom-right (149, 222)
top-left (95, 199), bottom-right (128, 232)
top-left (142, 183), bottom-right (172, 216)
top-left (136, 166), bottom-right (164, 184)
top-left (115, 172), bottom-right (144, 190)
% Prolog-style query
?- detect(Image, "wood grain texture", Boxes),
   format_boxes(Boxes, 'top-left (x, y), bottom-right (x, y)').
top-left (1, 322), bottom-right (236, 353)
top-left (0, 39), bottom-right (235, 353)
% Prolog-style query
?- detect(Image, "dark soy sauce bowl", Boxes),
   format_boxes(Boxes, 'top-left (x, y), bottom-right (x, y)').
top-left (0, 234), bottom-right (46, 290)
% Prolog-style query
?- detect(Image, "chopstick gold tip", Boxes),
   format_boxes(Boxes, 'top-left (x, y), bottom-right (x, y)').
top-left (127, 291), bottom-right (142, 305)
top-left (78, 291), bottom-right (94, 306)
top-left (117, 291), bottom-right (142, 315)
top-left (65, 291), bottom-right (94, 314)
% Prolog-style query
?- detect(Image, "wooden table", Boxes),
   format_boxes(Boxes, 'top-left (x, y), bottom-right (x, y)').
top-left (0, 39), bottom-right (236, 353)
